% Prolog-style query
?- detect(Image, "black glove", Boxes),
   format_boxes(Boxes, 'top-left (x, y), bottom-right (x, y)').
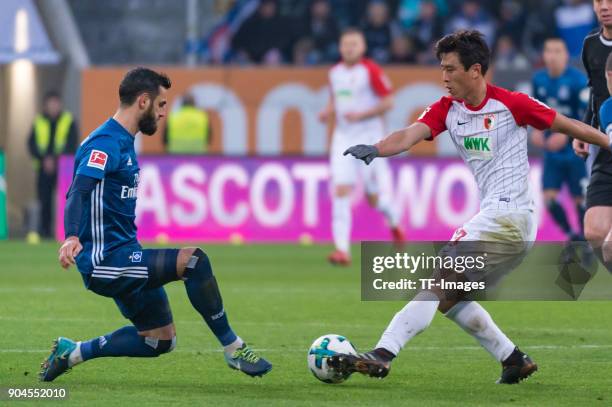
top-left (343, 144), bottom-right (379, 165)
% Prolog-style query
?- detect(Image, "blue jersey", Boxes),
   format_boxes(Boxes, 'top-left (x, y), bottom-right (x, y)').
top-left (599, 96), bottom-right (612, 135)
top-left (73, 118), bottom-right (139, 272)
top-left (532, 66), bottom-right (588, 155)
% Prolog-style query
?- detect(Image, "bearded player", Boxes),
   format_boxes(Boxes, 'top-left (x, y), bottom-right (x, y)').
top-left (331, 30), bottom-right (610, 383)
top-left (319, 28), bottom-right (404, 266)
top-left (39, 68), bottom-right (272, 382)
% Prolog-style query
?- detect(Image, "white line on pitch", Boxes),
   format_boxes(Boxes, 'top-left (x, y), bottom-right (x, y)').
top-left (1, 316), bottom-right (611, 334)
top-left (4, 344), bottom-right (612, 354)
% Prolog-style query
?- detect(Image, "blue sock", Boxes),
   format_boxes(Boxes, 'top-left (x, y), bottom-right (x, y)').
top-left (80, 326), bottom-right (174, 361)
top-left (576, 203), bottom-right (586, 235)
top-left (546, 199), bottom-right (571, 235)
top-left (183, 249), bottom-right (237, 346)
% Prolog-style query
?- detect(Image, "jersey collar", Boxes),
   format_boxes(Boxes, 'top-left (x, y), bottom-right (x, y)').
top-left (599, 28), bottom-right (612, 46)
top-left (108, 118), bottom-right (134, 139)
top-left (461, 83), bottom-right (491, 112)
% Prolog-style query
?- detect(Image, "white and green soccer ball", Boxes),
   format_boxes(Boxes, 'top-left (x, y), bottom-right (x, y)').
top-left (307, 334), bottom-right (357, 384)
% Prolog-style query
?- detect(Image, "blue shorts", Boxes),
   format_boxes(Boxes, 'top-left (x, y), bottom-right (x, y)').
top-left (78, 244), bottom-right (180, 331)
top-left (542, 153), bottom-right (588, 197)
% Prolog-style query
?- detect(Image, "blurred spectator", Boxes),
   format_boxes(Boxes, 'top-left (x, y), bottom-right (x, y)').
top-left (328, 0), bottom-right (370, 28)
top-left (164, 93), bottom-right (211, 154)
top-left (293, 38), bottom-right (317, 65)
top-left (521, 0), bottom-right (559, 63)
top-left (448, 0), bottom-right (495, 48)
top-left (230, 0), bottom-right (294, 64)
top-left (214, 0), bottom-right (595, 67)
top-left (27, 91), bottom-right (78, 240)
top-left (389, 34), bottom-right (418, 63)
top-left (397, 0), bottom-right (448, 29)
top-left (276, 0), bottom-right (311, 18)
top-left (554, 0), bottom-right (597, 59)
top-left (407, 0), bottom-right (444, 60)
top-left (294, 0), bottom-right (339, 64)
top-left (496, 0), bottom-right (526, 49)
top-left (494, 35), bottom-right (529, 70)
top-left (361, 0), bottom-right (402, 64)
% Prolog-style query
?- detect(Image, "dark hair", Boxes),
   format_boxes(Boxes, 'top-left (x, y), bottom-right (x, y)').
top-left (543, 36), bottom-right (567, 49)
top-left (43, 90), bottom-right (61, 103)
top-left (119, 67), bottom-right (171, 106)
top-left (435, 30), bottom-right (490, 75)
top-left (543, 36), bottom-right (565, 44)
top-left (182, 93), bottom-right (196, 107)
top-left (607, 51), bottom-right (612, 71)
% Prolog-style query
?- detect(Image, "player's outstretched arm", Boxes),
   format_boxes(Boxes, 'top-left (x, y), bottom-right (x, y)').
top-left (375, 122), bottom-right (432, 157)
top-left (59, 175), bottom-right (99, 269)
top-left (343, 122), bottom-right (431, 164)
top-left (550, 113), bottom-right (611, 150)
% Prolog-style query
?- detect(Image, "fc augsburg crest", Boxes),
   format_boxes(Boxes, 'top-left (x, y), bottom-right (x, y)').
top-left (484, 114), bottom-right (495, 130)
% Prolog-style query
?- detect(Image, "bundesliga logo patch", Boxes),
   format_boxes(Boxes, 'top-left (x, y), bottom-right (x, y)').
top-left (87, 150), bottom-right (108, 170)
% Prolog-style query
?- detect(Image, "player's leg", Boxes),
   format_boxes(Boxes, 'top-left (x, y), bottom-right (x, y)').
top-left (363, 157), bottom-right (404, 244)
top-left (38, 170), bottom-right (55, 238)
top-left (544, 189), bottom-right (576, 239)
top-left (573, 196), bottom-right (586, 238)
top-left (440, 212), bottom-right (538, 383)
top-left (40, 247), bottom-right (181, 381)
top-left (329, 135), bottom-right (355, 265)
top-left (330, 184), bottom-right (353, 264)
top-left (543, 156), bottom-right (574, 239)
top-left (585, 206), bottom-right (612, 270)
top-left (69, 288), bottom-right (177, 364)
top-left (567, 155), bottom-right (588, 238)
top-left (584, 170), bottom-right (612, 271)
top-left (330, 212), bottom-right (536, 382)
top-left (40, 285), bottom-right (177, 382)
top-left (442, 300), bottom-right (536, 383)
top-left (177, 247), bottom-right (272, 376)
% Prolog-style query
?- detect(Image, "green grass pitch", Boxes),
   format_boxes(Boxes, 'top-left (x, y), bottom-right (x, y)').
top-left (1, 241), bottom-right (611, 406)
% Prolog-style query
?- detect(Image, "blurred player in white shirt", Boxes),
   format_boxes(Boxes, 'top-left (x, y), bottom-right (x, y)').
top-left (319, 28), bottom-right (404, 266)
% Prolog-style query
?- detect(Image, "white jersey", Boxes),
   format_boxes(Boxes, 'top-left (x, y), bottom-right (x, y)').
top-left (418, 84), bottom-right (556, 211)
top-left (328, 58), bottom-right (392, 141)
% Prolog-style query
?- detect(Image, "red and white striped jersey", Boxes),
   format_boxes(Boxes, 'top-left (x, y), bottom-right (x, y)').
top-left (329, 58), bottom-right (392, 139)
top-left (418, 84), bottom-right (556, 211)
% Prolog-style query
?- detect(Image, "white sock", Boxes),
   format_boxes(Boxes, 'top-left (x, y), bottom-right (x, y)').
top-left (377, 197), bottom-right (399, 228)
top-left (223, 336), bottom-right (244, 356)
top-left (445, 301), bottom-right (515, 362)
top-left (68, 342), bottom-right (83, 367)
top-left (332, 195), bottom-right (351, 253)
top-left (375, 291), bottom-right (439, 355)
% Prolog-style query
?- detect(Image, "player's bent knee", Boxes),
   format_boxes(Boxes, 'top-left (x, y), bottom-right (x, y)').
top-left (335, 185), bottom-right (352, 197)
top-left (159, 336), bottom-right (177, 354)
top-left (177, 247), bottom-right (197, 272)
top-left (144, 335), bottom-right (177, 356)
top-left (184, 248), bottom-right (213, 280)
top-left (584, 224), bottom-right (607, 246)
top-left (542, 190), bottom-right (558, 202)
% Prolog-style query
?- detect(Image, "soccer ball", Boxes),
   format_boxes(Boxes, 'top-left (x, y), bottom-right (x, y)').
top-left (307, 334), bottom-right (357, 384)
